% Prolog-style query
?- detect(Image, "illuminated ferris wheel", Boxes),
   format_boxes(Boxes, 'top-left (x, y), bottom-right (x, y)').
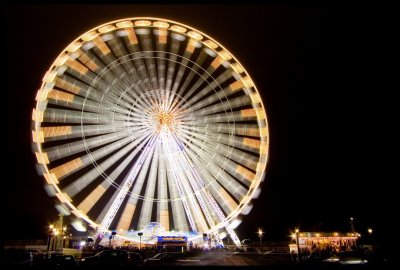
top-left (32, 17), bottom-right (269, 246)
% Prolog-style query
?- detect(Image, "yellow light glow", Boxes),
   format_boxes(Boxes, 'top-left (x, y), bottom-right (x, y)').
top-left (134, 20), bottom-right (152, 27)
top-left (170, 25), bottom-right (187, 33)
top-left (93, 37), bottom-right (111, 55)
top-left (153, 21), bottom-right (169, 28)
top-left (66, 41), bottom-right (82, 52)
top-left (98, 25), bottom-right (116, 33)
top-left (54, 78), bottom-right (81, 95)
top-left (81, 31), bottom-right (99, 42)
top-left (236, 165), bottom-right (255, 181)
top-left (160, 210), bottom-right (169, 231)
top-left (250, 94), bottom-right (262, 104)
top-left (211, 57), bottom-right (224, 69)
top-left (78, 185), bottom-right (106, 214)
top-left (54, 54), bottom-right (69, 66)
top-left (231, 63), bottom-right (244, 74)
top-left (79, 53), bottom-right (99, 71)
top-left (117, 203), bottom-right (136, 231)
top-left (35, 152), bottom-right (49, 165)
top-left (32, 130), bottom-right (44, 143)
top-left (187, 31), bottom-right (203, 40)
top-left (186, 39), bottom-right (198, 53)
top-left (66, 58), bottom-right (89, 75)
top-left (44, 173), bottom-right (59, 184)
top-left (47, 89), bottom-right (75, 103)
top-left (116, 21), bottom-right (133, 28)
top-left (229, 80), bottom-right (244, 92)
top-left (218, 50), bottom-right (232, 61)
top-left (242, 76), bottom-right (254, 88)
top-left (203, 40), bottom-right (218, 49)
top-left (126, 28), bottom-right (138, 44)
top-left (50, 157), bottom-right (83, 179)
top-left (243, 137), bottom-right (260, 149)
top-left (43, 70), bottom-right (57, 83)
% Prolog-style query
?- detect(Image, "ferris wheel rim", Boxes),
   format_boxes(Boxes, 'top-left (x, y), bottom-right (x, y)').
top-left (32, 17), bottom-right (270, 239)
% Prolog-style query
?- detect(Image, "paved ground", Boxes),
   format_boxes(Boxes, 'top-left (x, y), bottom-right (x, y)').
top-left (173, 251), bottom-right (294, 266)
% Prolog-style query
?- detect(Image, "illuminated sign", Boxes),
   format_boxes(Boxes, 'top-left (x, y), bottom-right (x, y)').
top-left (157, 236), bottom-right (187, 242)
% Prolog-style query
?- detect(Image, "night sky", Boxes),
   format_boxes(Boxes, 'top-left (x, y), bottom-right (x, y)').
top-left (1, 4), bottom-right (391, 250)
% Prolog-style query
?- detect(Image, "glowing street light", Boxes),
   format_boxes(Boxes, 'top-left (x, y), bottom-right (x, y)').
top-left (295, 228), bottom-right (300, 261)
top-left (257, 228), bottom-right (264, 247)
top-left (138, 232), bottom-right (143, 250)
top-left (368, 228), bottom-right (373, 234)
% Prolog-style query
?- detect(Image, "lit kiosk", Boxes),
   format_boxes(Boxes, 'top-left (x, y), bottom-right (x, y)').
top-left (289, 232), bottom-right (359, 254)
top-left (157, 236), bottom-right (188, 252)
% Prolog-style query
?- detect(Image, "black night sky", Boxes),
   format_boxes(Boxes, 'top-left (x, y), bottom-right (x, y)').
top-left (0, 3), bottom-right (392, 253)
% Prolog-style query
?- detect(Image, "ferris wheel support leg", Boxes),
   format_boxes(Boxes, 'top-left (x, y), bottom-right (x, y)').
top-left (92, 230), bottom-right (104, 248)
top-left (226, 226), bottom-right (242, 247)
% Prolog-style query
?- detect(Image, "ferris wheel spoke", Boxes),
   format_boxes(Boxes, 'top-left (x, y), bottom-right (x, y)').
top-left (192, 95), bottom-right (252, 117)
top-left (191, 109), bottom-right (258, 124)
top-left (161, 137), bottom-right (192, 232)
top-left (56, 136), bottom-right (133, 185)
top-left (156, 145), bottom-right (170, 230)
top-left (169, 50), bottom-right (209, 112)
top-left (137, 30), bottom-right (158, 90)
top-left (186, 74), bottom-right (254, 112)
top-left (42, 108), bottom-right (128, 124)
top-left (112, 139), bottom-right (160, 232)
top-left (106, 35), bottom-right (143, 80)
top-left (176, 132), bottom-right (252, 194)
top-left (182, 70), bottom-right (233, 111)
top-left (183, 148), bottom-right (236, 223)
top-left (33, 122), bottom-right (128, 144)
top-left (45, 90), bottom-right (141, 119)
top-left (63, 131), bottom-right (152, 197)
top-left (92, 132), bottom-right (157, 227)
top-left (44, 129), bottom-right (130, 161)
top-left (137, 141), bottom-right (160, 230)
top-left (184, 149), bottom-right (238, 216)
top-left (163, 35), bottom-right (185, 109)
top-left (168, 132), bottom-right (221, 229)
top-left (99, 133), bottom-right (158, 231)
top-left (122, 30), bottom-right (153, 92)
top-left (52, 75), bottom-right (107, 104)
top-left (200, 123), bottom-right (265, 138)
top-left (163, 132), bottom-right (209, 232)
top-left (184, 149), bottom-right (248, 199)
top-left (168, 39), bottom-right (201, 108)
top-left (155, 30), bottom-right (167, 91)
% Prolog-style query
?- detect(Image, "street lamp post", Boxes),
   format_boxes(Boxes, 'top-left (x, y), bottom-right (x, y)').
top-left (257, 229), bottom-right (263, 248)
top-left (295, 228), bottom-right (300, 261)
top-left (47, 225), bottom-right (54, 251)
top-left (368, 227), bottom-right (373, 248)
top-left (138, 232), bottom-right (143, 250)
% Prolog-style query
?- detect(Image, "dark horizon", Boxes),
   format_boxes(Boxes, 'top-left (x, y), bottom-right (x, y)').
top-left (1, 4), bottom-right (390, 251)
